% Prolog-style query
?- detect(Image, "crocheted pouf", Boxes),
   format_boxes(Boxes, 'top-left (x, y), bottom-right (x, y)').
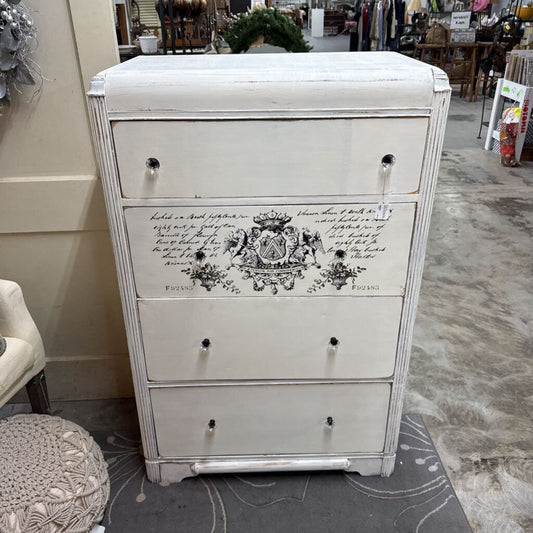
top-left (0, 414), bottom-right (109, 533)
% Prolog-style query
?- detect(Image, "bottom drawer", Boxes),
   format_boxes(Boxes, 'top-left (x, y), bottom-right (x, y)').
top-left (151, 383), bottom-right (390, 457)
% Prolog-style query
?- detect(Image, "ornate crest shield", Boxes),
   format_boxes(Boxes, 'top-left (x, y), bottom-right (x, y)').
top-left (255, 230), bottom-right (288, 264)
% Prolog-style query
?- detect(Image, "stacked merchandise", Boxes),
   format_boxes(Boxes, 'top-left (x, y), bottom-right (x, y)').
top-left (505, 50), bottom-right (533, 86)
top-left (521, 25), bottom-right (533, 49)
top-left (491, 119), bottom-right (533, 160)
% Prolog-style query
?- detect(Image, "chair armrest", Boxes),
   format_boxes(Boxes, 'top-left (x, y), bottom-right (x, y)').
top-left (0, 280), bottom-right (45, 360)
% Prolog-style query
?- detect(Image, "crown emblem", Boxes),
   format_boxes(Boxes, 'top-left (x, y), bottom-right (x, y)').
top-left (253, 211), bottom-right (292, 231)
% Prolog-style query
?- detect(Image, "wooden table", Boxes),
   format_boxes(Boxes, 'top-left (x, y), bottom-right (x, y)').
top-left (447, 42), bottom-right (478, 101)
top-left (412, 43), bottom-right (447, 70)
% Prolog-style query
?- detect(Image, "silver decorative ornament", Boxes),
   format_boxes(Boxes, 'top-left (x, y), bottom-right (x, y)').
top-left (6, 13), bottom-right (13, 22)
top-left (1, 11), bottom-right (7, 19)
top-left (10, 21), bottom-right (17, 29)
top-left (0, 0), bottom-right (6, 7)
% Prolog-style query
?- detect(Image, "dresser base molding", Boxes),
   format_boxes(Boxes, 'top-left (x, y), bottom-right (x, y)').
top-left (381, 453), bottom-right (397, 477)
top-left (150, 455), bottom-right (392, 483)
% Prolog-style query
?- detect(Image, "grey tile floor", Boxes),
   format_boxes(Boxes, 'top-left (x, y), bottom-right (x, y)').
top-left (1, 50), bottom-right (532, 532)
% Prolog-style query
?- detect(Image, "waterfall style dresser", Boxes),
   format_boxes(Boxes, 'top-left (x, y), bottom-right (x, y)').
top-left (88, 53), bottom-right (450, 483)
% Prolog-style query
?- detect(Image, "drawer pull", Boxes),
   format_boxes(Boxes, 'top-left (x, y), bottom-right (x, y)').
top-left (326, 416), bottom-right (334, 427)
top-left (201, 338), bottom-right (211, 351)
top-left (145, 157), bottom-right (160, 178)
top-left (194, 250), bottom-right (206, 268)
top-left (381, 154), bottom-right (396, 167)
top-left (146, 157), bottom-right (160, 170)
top-left (328, 337), bottom-right (340, 356)
top-left (207, 419), bottom-right (216, 431)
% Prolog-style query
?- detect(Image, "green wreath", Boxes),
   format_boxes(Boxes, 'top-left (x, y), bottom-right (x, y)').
top-left (224, 7), bottom-right (311, 54)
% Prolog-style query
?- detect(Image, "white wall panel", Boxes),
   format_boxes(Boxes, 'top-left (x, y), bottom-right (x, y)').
top-left (0, 1), bottom-right (128, 400)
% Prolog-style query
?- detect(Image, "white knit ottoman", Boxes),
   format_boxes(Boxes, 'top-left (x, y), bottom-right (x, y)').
top-left (0, 415), bottom-right (109, 533)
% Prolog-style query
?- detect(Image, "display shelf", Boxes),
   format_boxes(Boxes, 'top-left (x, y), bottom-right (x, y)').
top-left (484, 79), bottom-right (533, 160)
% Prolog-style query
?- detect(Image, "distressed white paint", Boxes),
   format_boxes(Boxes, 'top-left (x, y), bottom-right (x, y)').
top-left (98, 53), bottom-right (445, 118)
top-left (87, 53), bottom-right (450, 483)
top-left (114, 119), bottom-right (426, 198)
top-left (382, 74), bottom-right (451, 476)
top-left (87, 80), bottom-right (160, 466)
top-left (139, 297), bottom-right (401, 380)
top-left (151, 383), bottom-right (390, 457)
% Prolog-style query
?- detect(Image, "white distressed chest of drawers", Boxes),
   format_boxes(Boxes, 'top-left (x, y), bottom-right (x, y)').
top-left (88, 53), bottom-right (450, 483)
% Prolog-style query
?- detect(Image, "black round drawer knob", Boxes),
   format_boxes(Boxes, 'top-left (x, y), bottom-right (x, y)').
top-left (329, 337), bottom-right (339, 347)
top-left (208, 419), bottom-right (216, 430)
top-left (326, 416), bottom-right (334, 426)
top-left (146, 157), bottom-right (160, 170)
top-left (201, 338), bottom-right (211, 349)
top-left (381, 154), bottom-right (396, 167)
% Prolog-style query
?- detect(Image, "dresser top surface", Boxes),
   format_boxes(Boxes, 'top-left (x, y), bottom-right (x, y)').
top-left (90, 52), bottom-right (450, 117)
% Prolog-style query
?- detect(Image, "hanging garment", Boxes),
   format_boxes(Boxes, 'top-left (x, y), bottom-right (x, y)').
top-left (382, 0), bottom-right (390, 49)
top-left (377, 1), bottom-right (384, 51)
top-left (370, 1), bottom-right (380, 50)
top-left (385, 0), bottom-right (395, 48)
top-left (389, 0), bottom-right (396, 40)
top-left (350, 10), bottom-right (361, 51)
top-left (365, 2), bottom-right (374, 51)
top-left (362, 3), bottom-right (369, 50)
top-left (359, 4), bottom-right (365, 50)
top-left (396, 0), bottom-right (405, 28)
top-left (388, 0), bottom-right (399, 50)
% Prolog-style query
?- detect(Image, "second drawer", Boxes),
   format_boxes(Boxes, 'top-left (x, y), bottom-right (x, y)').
top-left (139, 296), bottom-right (402, 381)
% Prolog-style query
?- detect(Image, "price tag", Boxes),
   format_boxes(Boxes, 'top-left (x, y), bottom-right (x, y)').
top-left (376, 154), bottom-right (395, 221)
top-left (375, 202), bottom-right (391, 221)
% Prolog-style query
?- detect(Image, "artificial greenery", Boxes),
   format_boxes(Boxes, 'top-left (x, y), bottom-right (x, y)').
top-left (0, 0), bottom-right (36, 110)
top-left (224, 5), bottom-right (311, 54)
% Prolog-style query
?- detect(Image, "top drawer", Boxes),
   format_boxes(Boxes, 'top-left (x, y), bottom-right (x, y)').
top-left (113, 118), bottom-right (428, 199)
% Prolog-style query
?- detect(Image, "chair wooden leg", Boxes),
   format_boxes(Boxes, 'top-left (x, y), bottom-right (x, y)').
top-left (25, 369), bottom-right (51, 415)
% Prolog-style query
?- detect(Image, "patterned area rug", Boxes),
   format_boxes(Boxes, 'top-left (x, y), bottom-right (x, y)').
top-left (95, 415), bottom-right (471, 532)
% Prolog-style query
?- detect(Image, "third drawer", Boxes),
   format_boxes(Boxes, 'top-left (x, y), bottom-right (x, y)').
top-left (139, 296), bottom-right (402, 381)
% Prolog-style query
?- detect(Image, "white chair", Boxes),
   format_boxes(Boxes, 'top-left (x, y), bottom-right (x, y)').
top-left (0, 279), bottom-right (50, 414)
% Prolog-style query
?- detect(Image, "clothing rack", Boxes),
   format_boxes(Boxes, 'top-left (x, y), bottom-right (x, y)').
top-left (351, 0), bottom-right (407, 52)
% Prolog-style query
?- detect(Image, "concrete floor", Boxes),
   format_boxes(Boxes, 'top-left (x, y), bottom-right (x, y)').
top-left (405, 95), bottom-right (533, 533)
top-left (1, 40), bottom-right (532, 531)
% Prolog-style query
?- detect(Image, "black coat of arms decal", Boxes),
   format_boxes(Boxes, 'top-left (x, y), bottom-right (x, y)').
top-left (183, 210), bottom-right (366, 294)
top-left (223, 211), bottom-right (324, 294)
